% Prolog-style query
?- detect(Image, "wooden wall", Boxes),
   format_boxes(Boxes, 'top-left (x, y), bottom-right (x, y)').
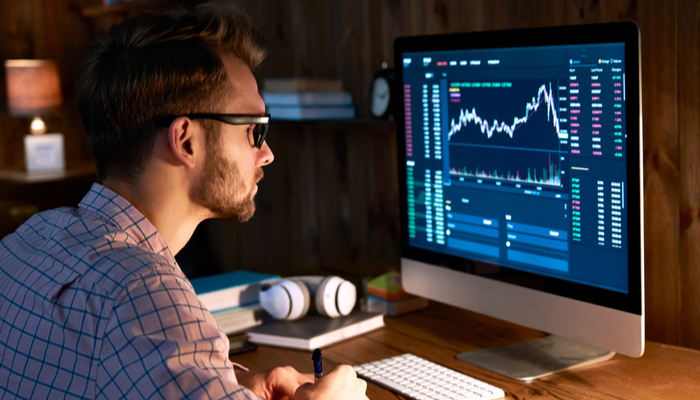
top-left (1, 0), bottom-right (699, 351)
top-left (235, 0), bottom-right (700, 354)
top-left (0, 0), bottom-right (95, 169)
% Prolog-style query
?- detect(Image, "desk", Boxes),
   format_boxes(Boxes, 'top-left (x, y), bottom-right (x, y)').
top-left (232, 302), bottom-right (700, 399)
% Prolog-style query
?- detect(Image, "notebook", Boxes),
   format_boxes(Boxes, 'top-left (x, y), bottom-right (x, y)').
top-left (246, 311), bottom-right (384, 350)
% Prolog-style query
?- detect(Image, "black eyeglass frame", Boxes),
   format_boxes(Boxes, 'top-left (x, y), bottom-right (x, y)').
top-left (158, 113), bottom-right (271, 149)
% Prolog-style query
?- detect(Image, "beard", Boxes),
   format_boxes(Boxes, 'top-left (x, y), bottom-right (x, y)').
top-left (194, 140), bottom-right (263, 222)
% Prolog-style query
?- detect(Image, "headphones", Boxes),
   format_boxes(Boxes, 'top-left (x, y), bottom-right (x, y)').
top-left (259, 276), bottom-right (357, 321)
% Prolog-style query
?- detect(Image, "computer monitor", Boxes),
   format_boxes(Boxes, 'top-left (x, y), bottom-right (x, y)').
top-left (394, 22), bottom-right (643, 380)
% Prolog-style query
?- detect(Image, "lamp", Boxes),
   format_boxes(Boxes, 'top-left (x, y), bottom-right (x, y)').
top-left (5, 59), bottom-right (65, 172)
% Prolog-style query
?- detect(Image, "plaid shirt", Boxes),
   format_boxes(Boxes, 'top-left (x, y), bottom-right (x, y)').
top-left (0, 183), bottom-right (260, 399)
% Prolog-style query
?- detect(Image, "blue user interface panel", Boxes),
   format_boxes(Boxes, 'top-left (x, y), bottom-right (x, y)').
top-left (400, 43), bottom-right (629, 293)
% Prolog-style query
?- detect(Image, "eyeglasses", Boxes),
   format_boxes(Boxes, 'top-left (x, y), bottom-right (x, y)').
top-left (157, 113), bottom-right (270, 148)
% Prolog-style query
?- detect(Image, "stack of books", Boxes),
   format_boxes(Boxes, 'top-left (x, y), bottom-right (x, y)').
top-left (262, 78), bottom-right (356, 120)
top-left (363, 271), bottom-right (429, 316)
top-left (190, 270), bottom-right (280, 335)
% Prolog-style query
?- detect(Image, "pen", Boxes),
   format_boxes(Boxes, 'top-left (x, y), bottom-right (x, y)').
top-left (312, 348), bottom-right (323, 382)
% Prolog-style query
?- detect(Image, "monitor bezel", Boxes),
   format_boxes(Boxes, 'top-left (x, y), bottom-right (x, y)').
top-left (393, 22), bottom-right (643, 315)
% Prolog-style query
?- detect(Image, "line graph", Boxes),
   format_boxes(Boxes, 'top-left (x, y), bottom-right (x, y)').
top-left (446, 80), bottom-right (567, 189)
top-left (448, 82), bottom-right (567, 141)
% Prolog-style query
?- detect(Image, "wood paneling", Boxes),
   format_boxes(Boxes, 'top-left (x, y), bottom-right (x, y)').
top-left (678, 0), bottom-right (700, 349)
top-left (2, 0), bottom-right (700, 350)
top-left (232, 0), bottom-right (700, 351)
top-left (636, 0), bottom-right (682, 347)
top-left (237, 0), bottom-right (700, 348)
top-left (0, 0), bottom-right (93, 169)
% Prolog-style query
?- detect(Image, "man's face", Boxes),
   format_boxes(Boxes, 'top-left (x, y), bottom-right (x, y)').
top-left (193, 57), bottom-right (273, 221)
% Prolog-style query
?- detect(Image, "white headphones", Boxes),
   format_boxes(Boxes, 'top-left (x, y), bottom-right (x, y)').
top-left (259, 276), bottom-right (357, 320)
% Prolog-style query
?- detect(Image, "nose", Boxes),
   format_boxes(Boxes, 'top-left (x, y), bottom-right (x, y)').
top-left (257, 141), bottom-right (274, 166)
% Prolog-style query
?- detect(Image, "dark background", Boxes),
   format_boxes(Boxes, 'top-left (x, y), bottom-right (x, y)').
top-left (0, 0), bottom-right (697, 351)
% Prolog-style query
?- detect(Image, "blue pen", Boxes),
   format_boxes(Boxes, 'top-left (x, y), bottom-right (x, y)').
top-left (312, 348), bottom-right (323, 382)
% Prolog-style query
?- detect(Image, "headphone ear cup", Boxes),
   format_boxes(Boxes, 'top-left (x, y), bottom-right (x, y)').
top-left (335, 280), bottom-right (357, 316)
top-left (315, 276), bottom-right (356, 318)
top-left (259, 279), bottom-right (311, 320)
top-left (259, 283), bottom-right (291, 320)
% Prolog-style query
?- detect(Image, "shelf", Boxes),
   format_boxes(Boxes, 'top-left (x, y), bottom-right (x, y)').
top-left (0, 161), bottom-right (96, 185)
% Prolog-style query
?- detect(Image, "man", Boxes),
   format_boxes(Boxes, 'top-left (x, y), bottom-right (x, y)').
top-left (0, 5), bottom-right (367, 400)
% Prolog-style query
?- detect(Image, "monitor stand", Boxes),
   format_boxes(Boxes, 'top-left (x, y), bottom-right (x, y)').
top-left (456, 335), bottom-right (615, 381)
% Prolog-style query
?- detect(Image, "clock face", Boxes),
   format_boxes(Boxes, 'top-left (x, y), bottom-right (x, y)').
top-left (371, 76), bottom-right (391, 117)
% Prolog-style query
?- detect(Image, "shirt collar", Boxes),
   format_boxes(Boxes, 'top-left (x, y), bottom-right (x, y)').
top-left (79, 182), bottom-right (177, 266)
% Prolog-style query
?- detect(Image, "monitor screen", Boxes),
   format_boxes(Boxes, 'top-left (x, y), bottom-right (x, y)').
top-left (395, 22), bottom-right (643, 358)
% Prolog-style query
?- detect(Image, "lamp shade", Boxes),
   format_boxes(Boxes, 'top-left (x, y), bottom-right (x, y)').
top-left (5, 59), bottom-right (62, 116)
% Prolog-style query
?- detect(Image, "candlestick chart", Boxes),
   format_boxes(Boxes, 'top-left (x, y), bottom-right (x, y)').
top-left (447, 79), bottom-right (566, 188)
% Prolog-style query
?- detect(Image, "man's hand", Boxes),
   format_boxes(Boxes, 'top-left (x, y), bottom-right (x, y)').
top-left (295, 364), bottom-right (368, 400)
top-left (236, 366), bottom-right (313, 400)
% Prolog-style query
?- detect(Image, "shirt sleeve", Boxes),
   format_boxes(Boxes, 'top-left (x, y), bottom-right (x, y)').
top-left (96, 263), bottom-right (262, 400)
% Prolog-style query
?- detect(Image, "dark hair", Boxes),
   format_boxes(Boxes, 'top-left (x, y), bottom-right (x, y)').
top-left (77, 4), bottom-right (266, 182)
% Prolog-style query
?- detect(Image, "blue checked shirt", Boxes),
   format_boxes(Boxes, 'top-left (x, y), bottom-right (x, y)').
top-left (0, 183), bottom-right (261, 399)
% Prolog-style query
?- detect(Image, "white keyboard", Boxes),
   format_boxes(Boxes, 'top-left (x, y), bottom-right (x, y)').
top-left (353, 353), bottom-right (505, 400)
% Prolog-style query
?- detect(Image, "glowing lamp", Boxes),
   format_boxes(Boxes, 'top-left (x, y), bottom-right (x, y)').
top-left (4, 59), bottom-right (65, 171)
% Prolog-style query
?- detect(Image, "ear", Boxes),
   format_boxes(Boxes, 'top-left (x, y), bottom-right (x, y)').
top-left (167, 116), bottom-right (199, 169)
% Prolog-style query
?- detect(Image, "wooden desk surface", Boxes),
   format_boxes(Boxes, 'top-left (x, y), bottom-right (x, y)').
top-left (232, 302), bottom-right (700, 399)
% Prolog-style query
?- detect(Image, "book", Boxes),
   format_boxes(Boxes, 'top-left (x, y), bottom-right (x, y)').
top-left (263, 78), bottom-right (343, 92)
top-left (367, 271), bottom-right (407, 301)
top-left (267, 105), bottom-right (356, 120)
top-left (261, 90), bottom-right (353, 106)
top-left (364, 294), bottom-right (429, 316)
top-left (211, 304), bottom-right (269, 335)
top-left (246, 311), bottom-right (384, 350)
top-left (190, 270), bottom-right (280, 313)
